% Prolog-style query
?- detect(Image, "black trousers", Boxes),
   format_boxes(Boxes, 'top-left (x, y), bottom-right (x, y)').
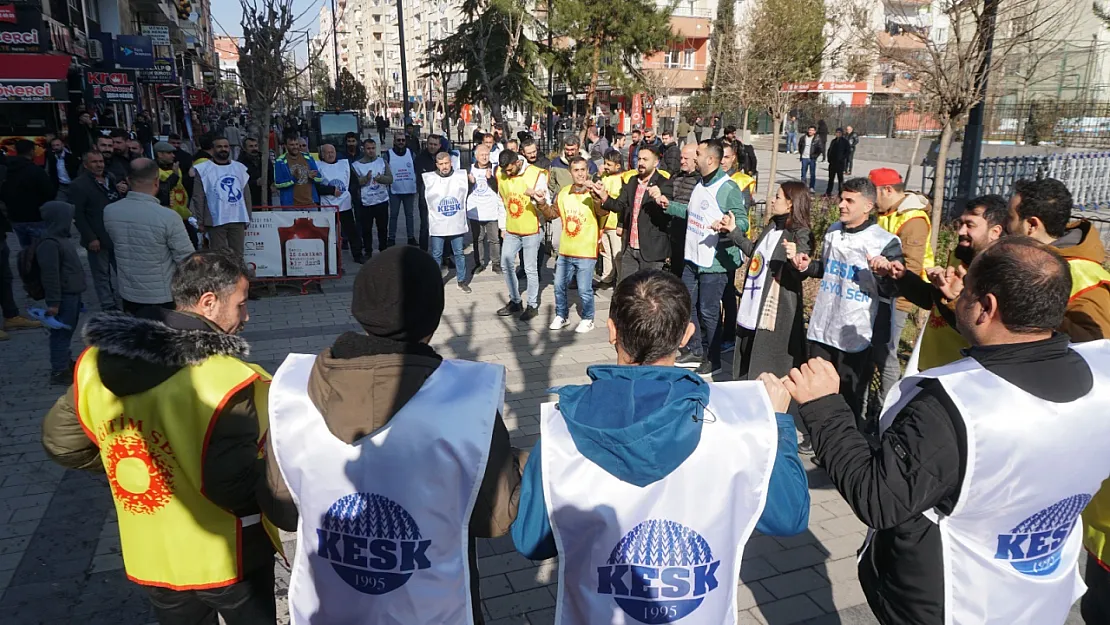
top-left (145, 564), bottom-right (276, 625)
top-left (357, 201), bottom-right (389, 256)
top-left (808, 340), bottom-right (872, 428)
top-left (338, 209), bottom-right (365, 258)
top-left (618, 248), bottom-right (665, 283)
top-left (722, 270), bottom-right (738, 344)
top-left (1083, 552), bottom-right (1110, 625)
top-left (417, 198), bottom-right (431, 251)
top-left (123, 299), bottom-right (175, 317)
top-left (826, 168), bottom-right (845, 196)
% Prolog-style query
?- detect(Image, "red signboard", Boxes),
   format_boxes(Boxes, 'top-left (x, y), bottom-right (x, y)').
top-left (781, 81), bottom-right (871, 93)
top-left (86, 70), bottom-right (138, 104)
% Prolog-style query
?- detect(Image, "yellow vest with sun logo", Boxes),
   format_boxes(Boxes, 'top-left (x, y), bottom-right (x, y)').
top-left (556, 186), bottom-right (604, 259)
top-left (75, 347), bottom-right (283, 590)
top-left (600, 170), bottom-right (637, 230)
top-left (497, 166), bottom-right (545, 236)
top-left (158, 167), bottom-right (191, 221)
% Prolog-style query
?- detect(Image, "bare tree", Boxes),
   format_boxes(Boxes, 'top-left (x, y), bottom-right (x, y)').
top-left (877, 0), bottom-right (1072, 250)
top-left (234, 0), bottom-right (323, 202)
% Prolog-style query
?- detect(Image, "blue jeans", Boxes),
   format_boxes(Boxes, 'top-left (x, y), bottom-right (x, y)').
top-left (681, 263), bottom-right (728, 368)
top-left (50, 293), bottom-right (82, 374)
top-left (800, 158), bottom-right (816, 190)
top-left (12, 222), bottom-right (45, 248)
top-left (786, 132), bottom-right (798, 153)
top-left (388, 193), bottom-right (416, 243)
top-left (430, 234), bottom-right (467, 283)
top-left (555, 256), bottom-right (596, 320)
top-left (501, 232), bottom-right (541, 308)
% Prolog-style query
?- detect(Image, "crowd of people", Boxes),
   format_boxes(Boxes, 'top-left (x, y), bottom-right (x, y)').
top-left (3, 117), bottom-right (1110, 625)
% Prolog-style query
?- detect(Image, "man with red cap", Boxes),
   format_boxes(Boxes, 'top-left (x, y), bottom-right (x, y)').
top-left (868, 167), bottom-right (934, 405)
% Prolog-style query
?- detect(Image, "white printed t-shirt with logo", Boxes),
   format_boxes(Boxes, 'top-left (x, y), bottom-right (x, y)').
top-left (269, 354), bottom-right (505, 625)
top-left (388, 148), bottom-right (417, 195)
top-left (871, 340), bottom-right (1110, 625)
top-left (737, 229), bottom-right (785, 330)
top-left (315, 159), bottom-right (352, 212)
top-left (542, 382), bottom-right (778, 625)
top-left (352, 158), bottom-right (390, 206)
top-left (684, 175), bottom-right (728, 268)
top-left (423, 170), bottom-right (469, 237)
top-left (806, 222), bottom-right (899, 353)
top-left (194, 160), bottom-right (250, 226)
top-left (466, 164), bottom-right (504, 223)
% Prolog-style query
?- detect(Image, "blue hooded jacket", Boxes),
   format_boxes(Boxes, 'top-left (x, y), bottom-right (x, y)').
top-left (273, 151), bottom-right (324, 206)
top-left (511, 365), bottom-right (810, 560)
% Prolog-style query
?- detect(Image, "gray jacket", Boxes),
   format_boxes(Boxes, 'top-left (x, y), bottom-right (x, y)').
top-left (36, 201), bottom-right (87, 305)
top-left (104, 191), bottom-right (194, 304)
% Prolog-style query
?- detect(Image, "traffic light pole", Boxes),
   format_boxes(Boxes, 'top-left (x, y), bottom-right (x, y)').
top-left (397, 0), bottom-right (411, 124)
top-left (955, 0), bottom-right (1000, 204)
top-left (330, 0), bottom-right (342, 107)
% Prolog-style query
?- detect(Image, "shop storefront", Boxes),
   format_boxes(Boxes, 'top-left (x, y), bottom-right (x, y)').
top-left (0, 2), bottom-right (70, 162)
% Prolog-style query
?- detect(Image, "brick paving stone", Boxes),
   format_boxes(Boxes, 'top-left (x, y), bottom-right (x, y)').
top-left (483, 587), bottom-right (556, 620)
top-left (764, 545), bottom-right (828, 573)
top-left (750, 594), bottom-right (827, 624)
top-left (761, 568), bottom-right (831, 600)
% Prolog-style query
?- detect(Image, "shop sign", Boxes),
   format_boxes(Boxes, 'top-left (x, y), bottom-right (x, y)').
top-left (140, 25), bottom-right (170, 46)
top-left (116, 35), bottom-right (154, 69)
top-left (0, 79), bottom-right (67, 102)
top-left (0, 3), bottom-right (46, 53)
top-left (86, 70), bottom-right (138, 104)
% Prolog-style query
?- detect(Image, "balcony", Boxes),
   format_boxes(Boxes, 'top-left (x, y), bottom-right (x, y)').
top-left (670, 16), bottom-right (711, 39)
top-left (642, 61), bottom-right (708, 91)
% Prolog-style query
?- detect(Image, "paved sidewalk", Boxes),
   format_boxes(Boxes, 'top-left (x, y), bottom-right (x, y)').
top-left (0, 216), bottom-right (1087, 624)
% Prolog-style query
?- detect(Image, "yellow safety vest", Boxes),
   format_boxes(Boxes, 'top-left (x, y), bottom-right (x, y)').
top-left (75, 347), bottom-right (282, 590)
top-left (497, 166), bottom-right (545, 236)
top-left (877, 207), bottom-right (935, 277)
top-left (1074, 259), bottom-right (1110, 566)
top-left (730, 171), bottom-right (755, 194)
top-left (556, 187), bottom-right (604, 259)
top-left (600, 170), bottom-right (637, 230)
top-left (159, 168), bottom-right (190, 221)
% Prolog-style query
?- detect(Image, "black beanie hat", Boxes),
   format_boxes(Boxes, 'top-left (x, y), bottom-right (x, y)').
top-left (351, 246), bottom-right (444, 342)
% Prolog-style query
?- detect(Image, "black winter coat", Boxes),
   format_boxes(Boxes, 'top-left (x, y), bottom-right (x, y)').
top-left (602, 170), bottom-right (674, 263)
top-left (0, 156), bottom-right (55, 224)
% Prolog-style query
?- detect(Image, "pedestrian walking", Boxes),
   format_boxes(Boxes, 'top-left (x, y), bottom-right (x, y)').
top-left (105, 159), bottom-right (194, 315)
top-left (0, 155), bottom-right (44, 339)
top-left (153, 142), bottom-right (194, 248)
top-left (825, 128), bottom-right (851, 197)
top-left (512, 269), bottom-right (809, 622)
top-left (797, 126), bottom-right (823, 191)
top-left (42, 251), bottom-right (283, 624)
top-left (350, 138), bottom-right (393, 259)
top-left (191, 138), bottom-right (252, 259)
top-left (845, 125), bottom-right (859, 175)
top-left (775, 237), bottom-right (1110, 625)
top-left (265, 246), bottom-right (522, 624)
top-left (785, 115), bottom-right (799, 153)
top-left (376, 113), bottom-right (389, 144)
top-left (791, 177), bottom-right (901, 422)
top-left (423, 152), bottom-right (472, 292)
top-left (466, 144), bottom-right (504, 274)
top-left (46, 137), bottom-right (79, 202)
top-left (0, 139), bottom-right (55, 247)
top-left (70, 151), bottom-right (125, 312)
top-left (34, 201), bottom-right (86, 384)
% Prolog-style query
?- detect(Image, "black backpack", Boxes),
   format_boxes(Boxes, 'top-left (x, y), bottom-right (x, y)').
top-left (17, 240), bottom-right (44, 301)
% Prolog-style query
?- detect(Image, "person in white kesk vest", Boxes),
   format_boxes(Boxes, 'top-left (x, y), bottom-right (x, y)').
top-left (511, 269), bottom-right (811, 625)
top-left (317, 144), bottom-right (368, 264)
top-left (384, 132), bottom-right (419, 247)
top-left (424, 151), bottom-right (472, 293)
top-left (466, 144), bottom-right (505, 274)
top-left (350, 138), bottom-right (394, 260)
top-left (772, 237), bottom-right (1110, 625)
top-left (266, 246), bottom-right (526, 625)
top-left (190, 136), bottom-right (252, 259)
top-left (789, 176), bottom-right (902, 423)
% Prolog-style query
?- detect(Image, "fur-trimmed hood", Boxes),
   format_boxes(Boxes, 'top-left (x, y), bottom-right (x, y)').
top-left (83, 312), bottom-right (249, 367)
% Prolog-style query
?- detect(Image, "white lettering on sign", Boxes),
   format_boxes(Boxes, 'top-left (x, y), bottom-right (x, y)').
top-left (0, 30), bottom-right (39, 45)
top-left (0, 83), bottom-right (51, 98)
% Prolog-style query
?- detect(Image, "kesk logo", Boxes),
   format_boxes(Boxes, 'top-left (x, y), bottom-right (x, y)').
top-left (598, 519), bottom-right (720, 624)
top-left (318, 493), bottom-right (431, 594)
top-left (220, 176), bottom-right (243, 202)
top-left (995, 494), bottom-right (1091, 576)
top-left (437, 196), bottom-right (462, 217)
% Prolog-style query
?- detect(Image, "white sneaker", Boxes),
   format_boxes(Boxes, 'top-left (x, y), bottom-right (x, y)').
top-left (574, 319), bottom-right (595, 334)
top-left (549, 316), bottom-right (570, 331)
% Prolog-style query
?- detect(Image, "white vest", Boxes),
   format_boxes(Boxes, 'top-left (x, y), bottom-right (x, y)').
top-left (269, 354), bottom-right (505, 625)
top-left (388, 149), bottom-right (417, 195)
top-left (195, 160), bottom-right (250, 226)
top-left (806, 223), bottom-right (899, 353)
top-left (738, 229), bottom-right (784, 331)
top-left (872, 341), bottom-right (1110, 625)
top-left (352, 158), bottom-right (390, 206)
top-left (466, 164), bottom-right (503, 222)
top-left (423, 170), bottom-right (469, 237)
top-left (542, 382), bottom-right (777, 625)
top-left (316, 159), bottom-right (352, 212)
top-left (684, 176), bottom-right (727, 268)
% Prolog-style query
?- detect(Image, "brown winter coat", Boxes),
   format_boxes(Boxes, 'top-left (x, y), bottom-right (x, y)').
top-left (263, 332), bottom-right (525, 624)
top-left (1050, 220), bottom-right (1110, 342)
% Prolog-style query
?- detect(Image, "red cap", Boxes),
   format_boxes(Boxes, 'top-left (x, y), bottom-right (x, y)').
top-left (869, 168), bottom-right (903, 187)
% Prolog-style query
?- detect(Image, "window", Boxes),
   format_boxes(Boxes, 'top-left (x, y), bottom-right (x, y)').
top-left (663, 50), bottom-right (679, 68)
top-left (683, 48), bottom-right (696, 69)
top-left (374, 14), bottom-right (381, 23)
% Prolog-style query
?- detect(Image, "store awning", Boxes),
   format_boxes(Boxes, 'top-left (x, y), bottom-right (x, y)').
top-left (0, 54), bottom-right (71, 103)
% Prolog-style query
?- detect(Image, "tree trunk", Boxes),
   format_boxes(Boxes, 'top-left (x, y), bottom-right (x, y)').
top-left (929, 121), bottom-right (955, 253)
top-left (904, 112), bottom-right (927, 186)
top-left (767, 111), bottom-right (783, 203)
top-left (258, 103), bottom-right (273, 205)
top-left (581, 40), bottom-right (602, 142)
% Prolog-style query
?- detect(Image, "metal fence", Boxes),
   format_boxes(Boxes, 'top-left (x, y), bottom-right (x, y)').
top-left (938, 151), bottom-right (1110, 216)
